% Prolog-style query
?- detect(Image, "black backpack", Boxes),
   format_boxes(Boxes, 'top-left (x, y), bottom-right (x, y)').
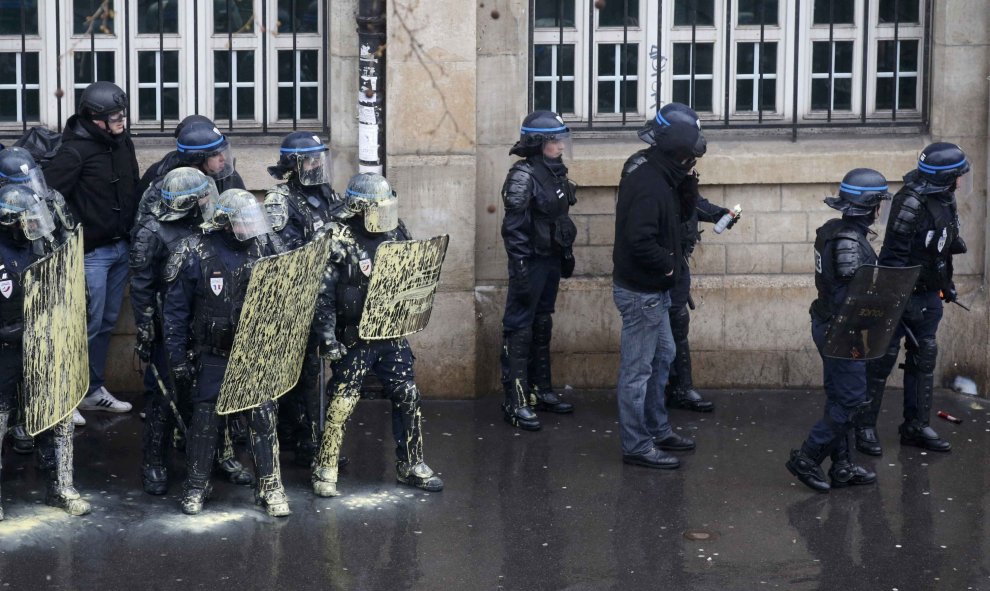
top-left (12, 126), bottom-right (63, 168)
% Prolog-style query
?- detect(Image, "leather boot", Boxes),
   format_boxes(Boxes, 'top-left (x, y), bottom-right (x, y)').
top-left (42, 418), bottom-right (91, 516)
top-left (666, 307), bottom-right (714, 413)
top-left (216, 416), bottom-right (255, 485)
top-left (141, 397), bottom-right (170, 495)
top-left (501, 328), bottom-right (540, 431)
top-left (181, 403), bottom-right (221, 515)
top-left (855, 376), bottom-right (886, 456)
top-left (527, 314), bottom-right (573, 414)
top-left (10, 423), bottom-right (34, 454)
top-left (828, 430), bottom-right (876, 487)
top-left (785, 443), bottom-right (830, 493)
top-left (248, 401), bottom-right (290, 517)
top-left (312, 390), bottom-right (360, 497)
top-left (396, 461), bottom-right (444, 492)
top-left (0, 410), bottom-right (8, 520)
top-left (899, 369), bottom-right (951, 452)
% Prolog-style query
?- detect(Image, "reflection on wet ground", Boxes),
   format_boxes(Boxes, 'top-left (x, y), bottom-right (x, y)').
top-left (1, 389), bottom-right (988, 590)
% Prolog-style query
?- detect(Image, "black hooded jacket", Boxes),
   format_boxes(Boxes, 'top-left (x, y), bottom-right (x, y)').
top-left (43, 114), bottom-right (140, 252)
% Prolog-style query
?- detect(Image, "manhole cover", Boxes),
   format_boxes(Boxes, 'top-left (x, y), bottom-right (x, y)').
top-left (683, 529), bottom-right (719, 541)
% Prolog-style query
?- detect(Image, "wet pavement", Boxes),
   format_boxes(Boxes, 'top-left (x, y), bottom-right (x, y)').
top-left (1, 388), bottom-right (989, 590)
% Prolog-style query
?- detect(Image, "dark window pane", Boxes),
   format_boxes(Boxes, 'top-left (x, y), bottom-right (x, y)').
top-left (811, 79), bottom-right (829, 109)
top-left (534, 45), bottom-right (553, 76)
top-left (138, 52), bottom-right (157, 83)
top-left (22, 52), bottom-right (38, 84)
top-left (674, 0), bottom-right (715, 26)
top-left (813, 0), bottom-right (854, 25)
top-left (278, 87), bottom-right (293, 119)
top-left (737, 44), bottom-right (755, 74)
top-left (138, 0), bottom-right (179, 34)
top-left (876, 77), bottom-right (894, 110)
top-left (736, 79), bottom-right (754, 111)
top-left (237, 51), bottom-right (254, 81)
top-left (620, 80), bottom-right (637, 112)
top-left (898, 77), bottom-right (917, 110)
top-left (900, 40), bottom-right (918, 71)
top-left (879, 0), bottom-right (919, 24)
top-left (760, 79), bottom-right (776, 111)
top-left (621, 44), bottom-right (638, 76)
top-left (534, 81), bottom-right (552, 111)
top-left (598, 44), bottom-right (616, 75)
top-left (0, 1), bottom-right (38, 35)
top-left (278, 0), bottom-right (320, 33)
top-left (74, 0), bottom-right (115, 35)
top-left (215, 52), bottom-right (231, 82)
top-left (599, 0), bottom-right (639, 27)
top-left (0, 90), bottom-right (15, 122)
top-left (673, 80), bottom-right (691, 104)
top-left (834, 41), bottom-right (853, 72)
top-left (534, 0), bottom-right (575, 28)
top-left (163, 51), bottom-right (179, 82)
top-left (0, 54), bottom-right (15, 81)
top-left (833, 78), bottom-right (851, 110)
top-left (138, 88), bottom-right (157, 119)
top-left (738, 0), bottom-right (778, 25)
top-left (215, 88), bottom-right (231, 119)
top-left (299, 50), bottom-right (318, 82)
top-left (694, 43), bottom-right (713, 75)
top-left (597, 81), bottom-right (614, 112)
top-left (214, 0), bottom-right (255, 34)
top-left (300, 87), bottom-right (318, 119)
top-left (557, 81), bottom-right (575, 113)
top-left (762, 43), bottom-right (778, 72)
top-left (236, 88), bottom-right (253, 119)
top-left (559, 45), bottom-right (575, 77)
top-left (693, 80), bottom-right (712, 111)
top-left (163, 88), bottom-right (179, 119)
top-left (812, 42), bottom-right (830, 73)
top-left (73, 52), bottom-right (115, 84)
top-left (277, 50), bottom-right (293, 82)
top-left (24, 89), bottom-right (38, 120)
top-left (877, 40), bottom-right (896, 72)
top-left (673, 44), bottom-right (692, 76)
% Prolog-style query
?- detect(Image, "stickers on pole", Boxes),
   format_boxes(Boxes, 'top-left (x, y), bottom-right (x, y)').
top-left (216, 232), bottom-right (333, 415)
top-left (358, 235), bottom-right (449, 340)
top-left (23, 228), bottom-right (89, 435)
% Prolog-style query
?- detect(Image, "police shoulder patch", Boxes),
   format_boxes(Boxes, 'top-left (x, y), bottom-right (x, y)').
top-left (164, 235), bottom-right (198, 283)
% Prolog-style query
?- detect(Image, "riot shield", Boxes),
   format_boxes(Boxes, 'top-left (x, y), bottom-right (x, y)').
top-left (822, 265), bottom-right (921, 360)
top-left (23, 228), bottom-right (89, 435)
top-left (217, 232), bottom-right (332, 415)
top-left (358, 235), bottom-right (450, 340)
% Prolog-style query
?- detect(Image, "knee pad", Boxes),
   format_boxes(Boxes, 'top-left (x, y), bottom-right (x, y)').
top-left (249, 401), bottom-right (278, 432)
top-left (914, 337), bottom-right (938, 373)
top-left (532, 314), bottom-right (553, 346)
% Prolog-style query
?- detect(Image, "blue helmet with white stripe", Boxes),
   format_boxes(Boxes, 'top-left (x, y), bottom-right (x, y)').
top-left (269, 131), bottom-right (332, 186)
top-left (176, 119), bottom-right (234, 180)
top-left (915, 142), bottom-right (970, 192)
top-left (510, 111), bottom-right (571, 158)
top-left (825, 168), bottom-right (890, 216)
top-left (151, 166), bottom-right (219, 222)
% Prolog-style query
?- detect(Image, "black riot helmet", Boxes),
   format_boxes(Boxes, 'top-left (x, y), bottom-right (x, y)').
top-left (176, 120), bottom-right (235, 180)
top-left (509, 111), bottom-right (572, 159)
top-left (915, 142), bottom-right (971, 194)
top-left (268, 131), bottom-right (332, 186)
top-left (638, 102), bottom-right (707, 169)
top-left (78, 81), bottom-right (128, 119)
top-left (825, 168), bottom-right (891, 218)
top-left (0, 147), bottom-right (48, 196)
top-left (173, 114), bottom-right (214, 139)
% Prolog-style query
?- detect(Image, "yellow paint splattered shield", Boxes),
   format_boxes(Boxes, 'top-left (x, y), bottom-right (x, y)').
top-left (358, 235), bottom-right (449, 340)
top-left (216, 232), bottom-right (333, 415)
top-left (23, 228), bottom-right (89, 436)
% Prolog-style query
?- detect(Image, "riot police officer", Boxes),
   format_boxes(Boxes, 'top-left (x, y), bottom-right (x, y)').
top-left (786, 169), bottom-right (889, 492)
top-left (265, 132), bottom-right (341, 465)
top-left (163, 189), bottom-right (289, 516)
top-left (0, 184), bottom-right (91, 519)
top-left (310, 173), bottom-right (443, 497)
top-left (622, 103), bottom-right (739, 413)
top-left (500, 110), bottom-right (577, 431)
top-left (855, 143), bottom-right (972, 455)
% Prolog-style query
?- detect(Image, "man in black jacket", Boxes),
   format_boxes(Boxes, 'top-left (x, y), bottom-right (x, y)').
top-left (612, 103), bottom-right (704, 470)
top-left (44, 81), bottom-right (138, 415)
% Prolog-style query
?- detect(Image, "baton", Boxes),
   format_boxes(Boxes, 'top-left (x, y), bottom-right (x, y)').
top-left (949, 299), bottom-right (971, 312)
top-left (150, 362), bottom-right (188, 435)
top-left (900, 321), bottom-right (920, 350)
top-left (687, 293), bottom-right (696, 311)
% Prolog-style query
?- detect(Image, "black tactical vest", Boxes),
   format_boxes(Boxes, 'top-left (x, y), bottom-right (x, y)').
top-left (904, 190), bottom-right (959, 292)
top-left (191, 235), bottom-right (262, 354)
top-left (811, 218), bottom-right (877, 322)
top-left (0, 237), bottom-right (46, 343)
top-left (527, 160), bottom-right (577, 255)
top-left (287, 184), bottom-right (339, 243)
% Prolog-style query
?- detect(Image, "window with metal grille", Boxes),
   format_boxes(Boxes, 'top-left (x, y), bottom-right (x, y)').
top-left (0, 0), bottom-right (330, 136)
top-left (530, 0), bottom-right (931, 137)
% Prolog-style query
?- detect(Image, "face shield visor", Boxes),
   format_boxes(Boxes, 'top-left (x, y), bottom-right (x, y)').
top-left (0, 189), bottom-right (55, 241)
top-left (295, 149), bottom-right (332, 186)
top-left (201, 145), bottom-right (235, 180)
top-left (228, 198), bottom-right (272, 242)
top-left (347, 188), bottom-right (398, 233)
top-left (540, 131), bottom-right (572, 162)
top-left (0, 164), bottom-right (49, 197)
top-left (956, 170), bottom-right (974, 198)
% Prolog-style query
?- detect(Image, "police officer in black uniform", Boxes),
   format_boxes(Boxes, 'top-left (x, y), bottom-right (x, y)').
top-left (311, 173), bottom-right (443, 497)
top-left (500, 110), bottom-right (577, 431)
top-left (265, 132), bottom-right (342, 465)
top-left (855, 143), bottom-right (972, 455)
top-left (622, 103), bottom-right (739, 413)
top-left (0, 184), bottom-right (91, 519)
top-left (163, 189), bottom-right (290, 516)
top-left (786, 169), bottom-right (889, 492)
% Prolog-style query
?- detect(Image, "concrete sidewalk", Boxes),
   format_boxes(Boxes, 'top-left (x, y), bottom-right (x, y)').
top-left (1, 388), bottom-right (988, 590)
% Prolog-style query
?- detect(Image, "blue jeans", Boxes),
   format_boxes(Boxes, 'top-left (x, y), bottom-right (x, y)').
top-left (84, 240), bottom-right (130, 393)
top-left (612, 283), bottom-right (676, 456)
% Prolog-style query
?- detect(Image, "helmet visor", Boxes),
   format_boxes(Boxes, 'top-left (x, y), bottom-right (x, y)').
top-left (296, 150), bottom-right (332, 186)
top-left (957, 170), bottom-right (974, 198)
top-left (21, 199), bottom-right (56, 241)
top-left (229, 198), bottom-right (272, 241)
top-left (1, 165), bottom-right (49, 197)
top-left (876, 195), bottom-right (893, 227)
top-left (541, 131), bottom-right (572, 161)
top-left (202, 145), bottom-right (235, 180)
top-left (363, 195), bottom-right (398, 233)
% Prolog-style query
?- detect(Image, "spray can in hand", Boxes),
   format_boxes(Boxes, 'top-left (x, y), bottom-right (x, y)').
top-left (713, 204), bottom-right (742, 234)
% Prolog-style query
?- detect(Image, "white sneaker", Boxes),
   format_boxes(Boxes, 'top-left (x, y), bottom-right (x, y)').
top-left (72, 409), bottom-right (86, 427)
top-left (79, 387), bottom-right (133, 413)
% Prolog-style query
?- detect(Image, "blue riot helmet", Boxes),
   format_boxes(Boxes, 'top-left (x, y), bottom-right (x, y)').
top-left (152, 167), bottom-right (219, 223)
top-left (825, 168), bottom-right (891, 224)
top-left (0, 184), bottom-right (56, 241)
top-left (211, 189), bottom-right (272, 241)
top-left (638, 102), bottom-right (707, 170)
top-left (173, 114), bottom-right (214, 139)
top-left (269, 131), bottom-right (332, 186)
top-left (176, 120), bottom-right (235, 180)
top-left (0, 147), bottom-right (49, 196)
top-left (916, 142), bottom-right (971, 197)
top-left (509, 111), bottom-right (572, 160)
top-left (344, 173), bottom-right (398, 234)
